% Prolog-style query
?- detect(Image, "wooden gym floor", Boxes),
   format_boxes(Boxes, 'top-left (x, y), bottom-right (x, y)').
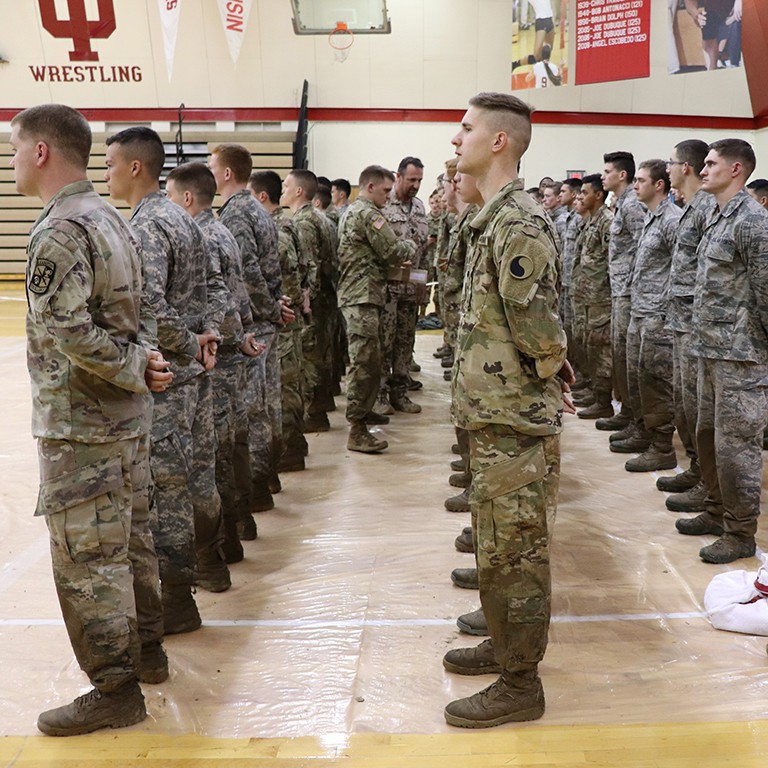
top-left (1, 285), bottom-right (767, 766)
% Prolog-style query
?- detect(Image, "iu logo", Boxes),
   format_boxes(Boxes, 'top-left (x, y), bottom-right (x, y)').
top-left (39, 0), bottom-right (117, 62)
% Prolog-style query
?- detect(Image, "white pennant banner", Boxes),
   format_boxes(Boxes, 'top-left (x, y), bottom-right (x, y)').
top-left (216, 0), bottom-right (253, 64)
top-left (157, 0), bottom-right (183, 80)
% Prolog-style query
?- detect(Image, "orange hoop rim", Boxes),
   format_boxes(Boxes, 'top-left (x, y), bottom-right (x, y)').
top-left (328, 22), bottom-right (355, 51)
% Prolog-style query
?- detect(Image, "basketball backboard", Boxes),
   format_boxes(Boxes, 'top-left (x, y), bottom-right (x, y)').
top-left (290, 0), bottom-right (391, 34)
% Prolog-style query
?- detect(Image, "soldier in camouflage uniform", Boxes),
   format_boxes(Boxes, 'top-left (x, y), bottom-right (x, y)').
top-left (660, 140), bottom-right (714, 511)
top-left (620, 160), bottom-right (682, 472)
top-left (379, 157), bottom-right (429, 414)
top-left (282, 170), bottom-right (339, 432)
top-left (424, 189), bottom-right (442, 318)
top-left (249, 170), bottom-right (310, 470)
top-left (211, 144), bottom-right (286, 514)
top-left (597, 152), bottom-right (646, 432)
top-left (570, 175), bottom-right (614, 420)
top-left (337, 165), bottom-right (417, 452)
top-left (106, 128), bottom-right (230, 628)
top-left (675, 139), bottom-right (768, 564)
top-left (556, 179), bottom-right (583, 380)
top-left (165, 163), bottom-right (263, 563)
top-left (12, 104), bottom-right (172, 736)
top-left (442, 93), bottom-right (568, 729)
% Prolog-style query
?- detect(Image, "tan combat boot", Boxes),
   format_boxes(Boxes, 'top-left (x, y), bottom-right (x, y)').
top-left (443, 638), bottom-right (501, 675)
top-left (347, 420), bottom-right (388, 453)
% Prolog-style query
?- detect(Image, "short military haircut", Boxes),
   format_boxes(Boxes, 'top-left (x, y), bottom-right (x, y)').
top-left (359, 165), bottom-right (394, 187)
top-left (638, 159), bottom-right (671, 194)
top-left (747, 178), bottom-right (768, 198)
top-left (581, 173), bottom-right (605, 196)
top-left (708, 138), bottom-right (756, 179)
top-left (543, 180), bottom-right (562, 195)
top-left (562, 177), bottom-right (583, 191)
top-left (314, 186), bottom-right (331, 209)
top-left (12, 104), bottom-right (91, 170)
top-left (248, 170), bottom-right (282, 205)
top-left (332, 178), bottom-right (351, 197)
top-left (468, 92), bottom-right (534, 158)
top-left (289, 169), bottom-right (318, 201)
top-left (106, 126), bottom-right (166, 180)
top-left (674, 139), bottom-right (709, 176)
top-left (165, 162), bottom-right (217, 205)
top-left (603, 151), bottom-right (635, 181)
top-left (317, 175), bottom-right (332, 190)
top-left (397, 156), bottom-right (424, 175)
top-left (211, 143), bottom-right (253, 183)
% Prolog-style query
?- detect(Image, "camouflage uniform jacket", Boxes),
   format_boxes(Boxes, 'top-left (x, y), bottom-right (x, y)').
top-left (337, 196), bottom-right (416, 308)
top-left (692, 189), bottom-right (768, 363)
top-left (560, 208), bottom-right (583, 289)
top-left (195, 208), bottom-right (252, 366)
top-left (630, 197), bottom-right (682, 318)
top-left (218, 189), bottom-right (282, 331)
top-left (27, 180), bottom-right (151, 442)
top-left (436, 211), bottom-right (456, 269)
top-left (608, 186), bottom-right (646, 298)
top-left (293, 202), bottom-right (338, 311)
top-left (272, 208), bottom-right (305, 331)
top-left (550, 205), bottom-right (568, 248)
top-left (445, 204), bottom-right (480, 290)
top-left (426, 210), bottom-right (440, 267)
top-left (131, 192), bottom-right (224, 385)
top-left (666, 189), bottom-right (715, 333)
top-left (382, 190), bottom-right (428, 297)
top-left (452, 179), bottom-right (567, 436)
top-left (571, 205), bottom-right (613, 307)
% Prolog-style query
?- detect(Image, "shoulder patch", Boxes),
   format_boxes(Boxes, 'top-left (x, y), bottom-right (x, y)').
top-left (509, 254), bottom-right (535, 280)
top-left (28, 258), bottom-right (57, 295)
top-left (521, 223), bottom-right (542, 238)
top-left (373, 216), bottom-right (386, 230)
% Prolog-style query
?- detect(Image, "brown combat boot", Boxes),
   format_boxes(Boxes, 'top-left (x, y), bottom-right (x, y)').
top-left (625, 431), bottom-right (677, 472)
top-left (445, 488), bottom-right (471, 513)
top-left (656, 462), bottom-right (701, 492)
top-left (194, 548), bottom-right (232, 593)
top-left (451, 567), bottom-right (478, 589)
top-left (391, 392), bottom-right (422, 414)
top-left (595, 411), bottom-right (632, 431)
top-left (577, 387), bottom-right (613, 420)
top-left (162, 582), bottom-right (202, 635)
top-left (37, 679), bottom-right (146, 737)
top-left (138, 640), bottom-right (169, 684)
top-left (666, 481), bottom-right (708, 513)
top-left (455, 526), bottom-right (474, 553)
top-left (699, 534), bottom-right (756, 564)
top-left (221, 515), bottom-right (244, 564)
top-left (443, 638), bottom-right (501, 675)
top-left (457, 607), bottom-right (489, 636)
top-left (372, 389), bottom-right (395, 416)
top-left (449, 470), bottom-right (471, 488)
top-left (347, 420), bottom-right (388, 453)
top-left (444, 668), bottom-right (545, 728)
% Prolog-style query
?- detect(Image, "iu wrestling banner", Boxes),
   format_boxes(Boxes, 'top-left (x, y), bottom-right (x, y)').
top-left (157, 0), bottom-right (183, 80)
top-left (575, 0), bottom-right (651, 85)
top-left (216, 0), bottom-right (253, 64)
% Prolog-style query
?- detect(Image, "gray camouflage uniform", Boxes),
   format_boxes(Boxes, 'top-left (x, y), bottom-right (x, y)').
top-left (27, 180), bottom-right (162, 692)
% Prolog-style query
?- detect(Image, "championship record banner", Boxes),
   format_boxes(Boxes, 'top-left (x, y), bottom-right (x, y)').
top-left (575, 0), bottom-right (650, 85)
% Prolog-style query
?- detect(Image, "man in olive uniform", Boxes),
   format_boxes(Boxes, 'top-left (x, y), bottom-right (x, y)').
top-left (442, 92), bottom-right (568, 728)
top-left (675, 139), bottom-right (768, 563)
top-left (13, 104), bottom-right (172, 736)
top-left (337, 165), bottom-right (416, 452)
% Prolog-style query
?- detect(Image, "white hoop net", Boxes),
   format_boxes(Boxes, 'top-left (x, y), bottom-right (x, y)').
top-left (329, 24), bottom-right (354, 63)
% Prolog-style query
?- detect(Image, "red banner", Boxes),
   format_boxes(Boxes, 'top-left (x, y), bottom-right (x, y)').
top-left (575, 0), bottom-right (650, 85)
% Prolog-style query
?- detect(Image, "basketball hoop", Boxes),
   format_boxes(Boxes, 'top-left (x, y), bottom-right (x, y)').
top-left (329, 21), bottom-right (354, 63)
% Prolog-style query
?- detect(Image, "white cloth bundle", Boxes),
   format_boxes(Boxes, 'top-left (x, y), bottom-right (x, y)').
top-left (703, 553), bottom-right (768, 635)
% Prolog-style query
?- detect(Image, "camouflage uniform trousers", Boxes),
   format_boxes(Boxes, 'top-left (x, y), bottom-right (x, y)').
top-left (278, 324), bottom-right (305, 454)
top-left (303, 301), bottom-right (337, 415)
top-left (585, 303), bottom-right (612, 394)
top-left (341, 303), bottom-right (382, 421)
top-left (38, 433), bottom-right (162, 692)
top-left (672, 328), bottom-right (699, 463)
top-left (442, 267), bottom-right (463, 353)
top-left (569, 293), bottom-right (589, 378)
top-left (468, 425), bottom-right (559, 671)
top-left (211, 358), bottom-right (246, 523)
top-left (263, 332), bottom-right (283, 466)
top-left (626, 316), bottom-right (674, 433)
top-left (696, 358), bottom-right (768, 538)
top-left (611, 296), bottom-right (634, 418)
top-left (381, 282), bottom-right (418, 393)
top-left (151, 374), bottom-right (223, 585)
top-left (558, 285), bottom-right (575, 368)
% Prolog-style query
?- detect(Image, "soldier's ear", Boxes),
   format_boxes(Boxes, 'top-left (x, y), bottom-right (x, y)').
top-left (35, 141), bottom-right (50, 167)
top-left (130, 159), bottom-right (141, 177)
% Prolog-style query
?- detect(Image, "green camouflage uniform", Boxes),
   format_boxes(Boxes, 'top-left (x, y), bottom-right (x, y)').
top-left (571, 205), bottom-right (613, 398)
top-left (666, 189), bottom-right (715, 468)
top-left (608, 188), bottom-right (646, 418)
top-left (425, 210), bottom-right (441, 314)
top-left (131, 192), bottom-right (227, 586)
top-left (452, 179), bottom-right (566, 674)
top-left (380, 192), bottom-right (428, 398)
top-left (217, 191), bottom-right (282, 501)
top-left (338, 197), bottom-right (416, 420)
top-left (27, 180), bottom-right (162, 692)
top-left (691, 190), bottom-right (768, 539)
top-left (272, 208), bottom-right (308, 459)
top-left (558, 209), bottom-right (583, 371)
top-left (626, 197), bottom-right (682, 437)
top-left (292, 202), bottom-right (339, 418)
top-left (436, 211), bottom-right (456, 325)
